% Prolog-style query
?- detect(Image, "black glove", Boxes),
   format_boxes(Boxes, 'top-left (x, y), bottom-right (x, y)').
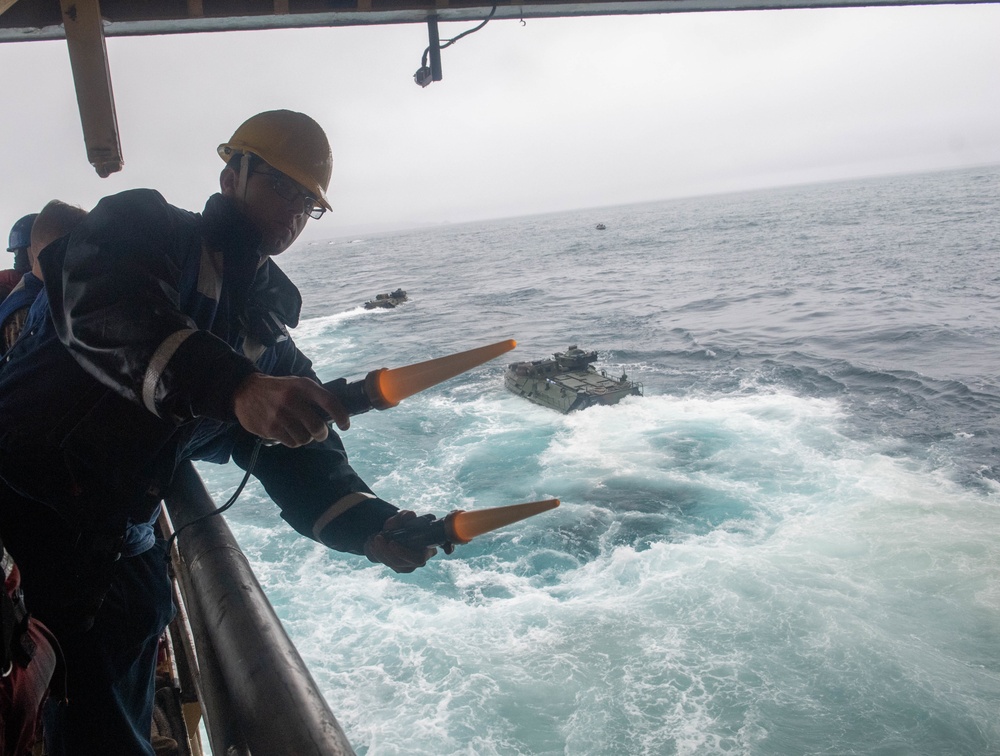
top-left (363, 510), bottom-right (438, 573)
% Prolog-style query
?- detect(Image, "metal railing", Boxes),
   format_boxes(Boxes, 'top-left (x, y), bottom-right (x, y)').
top-left (164, 461), bottom-right (355, 756)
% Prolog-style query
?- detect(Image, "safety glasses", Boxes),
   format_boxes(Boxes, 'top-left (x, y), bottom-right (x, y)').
top-left (253, 170), bottom-right (326, 220)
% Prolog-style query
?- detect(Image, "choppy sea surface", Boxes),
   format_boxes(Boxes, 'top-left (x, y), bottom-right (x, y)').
top-left (196, 165), bottom-right (1000, 755)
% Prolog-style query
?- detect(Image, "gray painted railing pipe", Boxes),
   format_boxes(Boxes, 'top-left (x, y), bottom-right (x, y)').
top-left (165, 461), bottom-right (355, 756)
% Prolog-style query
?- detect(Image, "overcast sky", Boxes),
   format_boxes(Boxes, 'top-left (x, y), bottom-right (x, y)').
top-left (1, 4), bottom-right (999, 242)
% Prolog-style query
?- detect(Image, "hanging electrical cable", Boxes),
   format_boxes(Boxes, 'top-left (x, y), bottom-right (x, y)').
top-left (165, 437), bottom-right (263, 555)
top-left (414, 6), bottom-right (497, 87)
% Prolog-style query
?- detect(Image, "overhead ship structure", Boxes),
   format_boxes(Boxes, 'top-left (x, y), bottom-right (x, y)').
top-left (1, 0), bottom-right (994, 177)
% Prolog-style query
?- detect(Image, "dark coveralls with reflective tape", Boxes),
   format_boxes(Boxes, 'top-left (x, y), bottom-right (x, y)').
top-left (0, 189), bottom-right (398, 756)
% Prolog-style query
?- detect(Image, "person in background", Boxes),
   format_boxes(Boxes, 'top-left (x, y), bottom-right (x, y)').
top-left (0, 215), bottom-right (37, 302)
top-left (0, 201), bottom-right (88, 352)
top-left (0, 110), bottom-right (436, 756)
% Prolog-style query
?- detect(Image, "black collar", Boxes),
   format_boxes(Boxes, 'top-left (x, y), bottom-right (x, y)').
top-left (201, 193), bottom-right (303, 331)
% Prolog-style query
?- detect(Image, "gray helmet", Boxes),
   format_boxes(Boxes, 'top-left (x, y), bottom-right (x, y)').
top-left (7, 213), bottom-right (38, 253)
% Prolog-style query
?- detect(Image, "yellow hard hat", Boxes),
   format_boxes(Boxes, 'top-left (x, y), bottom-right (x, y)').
top-left (218, 110), bottom-right (333, 211)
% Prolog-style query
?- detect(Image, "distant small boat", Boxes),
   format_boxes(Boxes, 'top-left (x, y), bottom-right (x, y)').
top-left (595, 223), bottom-right (607, 230)
top-left (364, 288), bottom-right (408, 309)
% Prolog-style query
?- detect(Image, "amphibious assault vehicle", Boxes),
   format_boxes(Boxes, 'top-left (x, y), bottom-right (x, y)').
top-left (364, 288), bottom-right (408, 309)
top-left (505, 346), bottom-right (643, 413)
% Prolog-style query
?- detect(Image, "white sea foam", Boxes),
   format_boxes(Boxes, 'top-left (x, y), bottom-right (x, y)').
top-left (204, 378), bottom-right (998, 755)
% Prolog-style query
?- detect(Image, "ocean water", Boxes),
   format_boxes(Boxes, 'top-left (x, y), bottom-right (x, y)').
top-left (196, 165), bottom-right (1000, 755)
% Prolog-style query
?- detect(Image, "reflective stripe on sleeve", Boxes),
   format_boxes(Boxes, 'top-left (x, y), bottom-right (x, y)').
top-left (312, 492), bottom-right (376, 542)
top-left (142, 329), bottom-right (196, 416)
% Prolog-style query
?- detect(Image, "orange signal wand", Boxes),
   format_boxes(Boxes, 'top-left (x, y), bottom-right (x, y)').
top-left (323, 339), bottom-right (516, 416)
top-left (384, 498), bottom-right (560, 550)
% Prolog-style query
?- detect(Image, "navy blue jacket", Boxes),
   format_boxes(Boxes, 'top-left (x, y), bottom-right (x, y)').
top-left (0, 189), bottom-right (395, 553)
top-left (0, 271), bottom-right (43, 353)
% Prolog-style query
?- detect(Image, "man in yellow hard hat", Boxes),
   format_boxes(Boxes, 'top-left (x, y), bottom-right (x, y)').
top-left (0, 110), bottom-right (433, 756)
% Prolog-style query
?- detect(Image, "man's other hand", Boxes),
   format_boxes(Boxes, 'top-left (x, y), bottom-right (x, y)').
top-left (364, 510), bottom-right (437, 573)
top-left (233, 373), bottom-right (350, 447)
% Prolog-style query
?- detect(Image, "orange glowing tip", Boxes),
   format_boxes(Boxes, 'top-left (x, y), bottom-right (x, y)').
top-left (447, 498), bottom-right (560, 544)
top-left (372, 339), bottom-right (517, 407)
